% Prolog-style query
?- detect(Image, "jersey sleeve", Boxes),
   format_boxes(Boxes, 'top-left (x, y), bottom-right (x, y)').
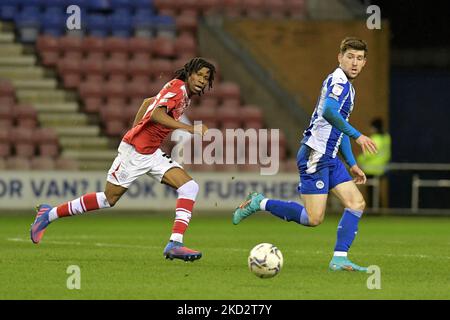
top-left (325, 81), bottom-right (350, 105)
top-left (154, 83), bottom-right (183, 113)
top-left (322, 79), bottom-right (361, 139)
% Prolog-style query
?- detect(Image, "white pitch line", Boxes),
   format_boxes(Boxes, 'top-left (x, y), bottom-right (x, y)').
top-left (6, 238), bottom-right (450, 260)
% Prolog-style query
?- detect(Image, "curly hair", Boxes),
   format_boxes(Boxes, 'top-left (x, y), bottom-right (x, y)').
top-left (174, 57), bottom-right (216, 94)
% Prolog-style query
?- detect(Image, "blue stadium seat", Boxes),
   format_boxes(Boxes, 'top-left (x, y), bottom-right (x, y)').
top-left (110, 0), bottom-right (132, 10)
top-left (0, 0), bottom-right (19, 21)
top-left (132, 0), bottom-right (155, 10)
top-left (83, 0), bottom-right (110, 11)
top-left (15, 8), bottom-right (41, 43)
top-left (152, 15), bottom-right (176, 38)
top-left (110, 13), bottom-right (132, 38)
top-left (43, 6), bottom-right (65, 15)
top-left (20, 0), bottom-right (41, 7)
top-left (86, 14), bottom-right (109, 37)
top-left (133, 10), bottom-right (156, 37)
top-left (41, 11), bottom-right (65, 37)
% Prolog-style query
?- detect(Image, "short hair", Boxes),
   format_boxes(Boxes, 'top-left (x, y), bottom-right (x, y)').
top-left (340, 37), bottom-right (368, 57)
top-left (174, 57), bottom-right (216, 94)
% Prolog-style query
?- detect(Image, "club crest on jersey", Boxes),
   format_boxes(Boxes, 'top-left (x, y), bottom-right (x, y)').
top-left (332, 84), bottom-right (344, 96)
top-left (315, 180), bottom-right (325, 189)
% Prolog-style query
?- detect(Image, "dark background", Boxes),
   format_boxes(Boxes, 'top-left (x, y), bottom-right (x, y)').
top-left (362, 1), bottom-right (450, 208)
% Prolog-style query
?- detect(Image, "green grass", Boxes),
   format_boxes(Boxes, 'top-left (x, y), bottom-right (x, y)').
top-left (0, 212), bottom-right (449, 300)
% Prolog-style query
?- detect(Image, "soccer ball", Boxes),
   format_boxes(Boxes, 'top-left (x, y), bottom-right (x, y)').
top-left (248, 243), bottom-right (283, 278)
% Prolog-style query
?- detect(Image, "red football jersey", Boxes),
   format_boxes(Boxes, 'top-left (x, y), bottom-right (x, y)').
top-left (122, 79), bottom-right (190, 154)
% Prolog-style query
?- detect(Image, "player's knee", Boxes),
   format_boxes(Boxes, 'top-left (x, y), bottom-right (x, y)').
top-left (177, 179), bottom-right (199, 199)
top-left (346, 197), bottom-right (366, 212)
top-left (105, 193), bottom-right (120, 207)
top-left (308, 216), bottom-right (324, 227)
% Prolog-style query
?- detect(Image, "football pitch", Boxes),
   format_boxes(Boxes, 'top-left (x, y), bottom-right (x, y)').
top-left (1, 212), bottom-right (449, 300)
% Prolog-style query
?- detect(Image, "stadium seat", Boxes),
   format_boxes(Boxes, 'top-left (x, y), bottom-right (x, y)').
top-left (198, 0), bottom-right (221, 16)
top-left (128, 58), bottom-right (152, 80)
top-left (149, 59), bottom-right (173, 79)
top-left (14, 104), bottom-right (38, 129)
top-left (0, 0), bottom-right (18, 21)
top-left (151, 36), bottom-right (176, 58)
top-left (10, 127), bottom-right (35, 158)
top-left (152, 15), bottom-right (177, 38)
top-left (128, 37), bottom-right (153, 57)
top-left (55, 157), bottom-right (79, 170)
top-left (0, 128), bottom-right (11, 157)
top-left (147, 79), bottom-right (170, 96)
top-left (286, 0), bottom-right (306, 18)
top-left (79, 81), bottom-right (104, 113)
top-left (80, 57), bottom-right (104, 82)
top-left (0, 157), bottom-right (5, 169)
top-left (35, 127), bottom-right (59, 158)
top-left (127, 81), bottom-right (150, 101)
top-left (104, 37), bottom-right (129, 55)
top-left (0, 106), bottom-right (14, 129)
top-left (58, 57), bottom-right (82, 89)
top-left (175, 10), bottom-right (198, 35)
top-left (131, 0), bottom-right (154, 10)
top-left (6, 156), bottom-right (31, 170)
top-left (86, 14), bottom-right (109, 37)
top-left (15, 6), bottom-right (41, 43)
top-left (240, 105), bottom-right (263, 123)
top-left (220, 97), bottom-right (241, 109)
top-left (174, 34), bottom-right (197, 58)
top-left (36, 35), bottom-right (60, 66)
top-left (109, 13), bottom-right (132, 38)
top-left (0, 80), bottom-right (15, 98)
top-left (41, 9), bottom-right (65, 36)
top-left (82, 37), bottom-right (105, 59)
top-left (85, 0), bottom-right (110, 11)
top-left (132, 10), bottom-right (156, 38)
top-left (265, 0), bottom-right (288, 19)
top-left (104, 80), bottom-right (127, 105)
top-left (242, 0), bottom-right (265, 18)
top-left (31, 157), bottom-right (56, 170)
top-left (59, 36), bottom-right (83, 56)
top-left (125, 105), bottom-right (139, 125)
top-left (104, 120), bottom-right (127, 137)
top-left (105, 58), bottom-right (128, 82)
top-left (222, 0), bottom-right (242, 18)
top-left (217, 82), bottom-right (241, 103)
top-left (217, 106), bottom-right (240, 123)
top-left (198, 97), bottom-right (218, 108)
top-left (110, 0), bottom-right (133, 10)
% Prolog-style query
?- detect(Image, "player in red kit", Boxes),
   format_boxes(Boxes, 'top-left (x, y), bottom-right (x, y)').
top-left (30, 58), bottom-right (216, 262)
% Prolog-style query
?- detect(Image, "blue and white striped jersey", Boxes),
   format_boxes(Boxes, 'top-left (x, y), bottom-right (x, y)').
top-left (301, 67), bottom-right (355, 158)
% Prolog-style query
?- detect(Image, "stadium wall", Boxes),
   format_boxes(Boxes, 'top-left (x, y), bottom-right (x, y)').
top-left (0, 172), bottom-right (300, 211)
top-left (223, 19), bottom-right (390, 140)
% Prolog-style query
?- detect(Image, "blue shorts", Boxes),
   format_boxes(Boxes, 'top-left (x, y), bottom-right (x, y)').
top-left (296, 144), bottom-right (352, 194)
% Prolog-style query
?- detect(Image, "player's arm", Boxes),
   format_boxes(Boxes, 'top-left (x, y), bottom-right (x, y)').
top-left (340, 134), bottom-right (367, 184)
top-left (151, 106), bottom-right (207, 135)
top-left (322, 97), bottom-right (361, 139)
top-left (132, 97), bottom-right (155, 127)
top-left (322, 94), bottom-right (377, 154)
top-left (339, 134), bottom-right (356, 167)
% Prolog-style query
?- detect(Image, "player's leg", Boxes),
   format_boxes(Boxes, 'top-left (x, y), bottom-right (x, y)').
top-left (328, 161), bottom-right (367, 271)
top-left (30, 183), bottom-right (123, 244)
top-left (150, 151), bottom-right (202, 261)
top-left (30, 142), bottom-right (135, 244)
top-left (233, 144), bottom-right (328, 227)
top-left (161, 167), bottom-right (199, 245)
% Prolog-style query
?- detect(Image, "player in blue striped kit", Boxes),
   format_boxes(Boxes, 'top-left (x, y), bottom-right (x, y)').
top-left (233, 37), bottom-right (378, 271)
